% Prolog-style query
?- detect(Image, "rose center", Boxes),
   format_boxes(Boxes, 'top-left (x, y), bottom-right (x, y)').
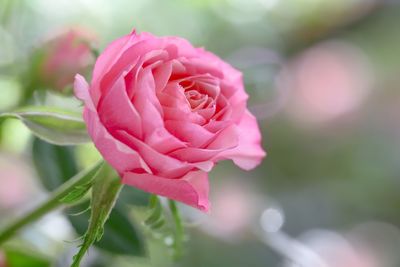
top-left (180, 80), bottom-right (215, 111)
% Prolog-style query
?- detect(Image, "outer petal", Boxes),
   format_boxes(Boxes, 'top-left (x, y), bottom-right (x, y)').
top-left (122, 170), bottom-right (210, 211)
top-left (169, 124), bottom-right (238, 163)
top-left (180, 57), bottom-right (224, 79)
top-left (84, 107), bottom-right (151, 174)
top-left (91, 31), bottom-right (157, 105)
top-left (91, 34), bottom-right (133, 105)
top-left (74, 75), bottom-right (150, 175)
top-left (99, 38), bottom-right (162, 99)
top-left (92, 34), bottom-right (132, 85)
top-left (196, 47), bottom-right (244, 86)
top-left (219, 110), bottom-right (266, 170)
top-left (114, 130), bottom-right (212, 177)
top-left (161, 36), bottom-right (201, 58)
top-left (97, 76), bottom-right (142, 138)
top-left (74, 74), bottom-right (92, 106)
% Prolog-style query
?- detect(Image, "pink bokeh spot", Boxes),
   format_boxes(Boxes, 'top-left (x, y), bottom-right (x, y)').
top-left (0, 251), bottom-right (6, 267)
top-left (0, 154), bottom-right (39, 211)
top-left (283, 41), bottom-right (372, 125)
top-left (210, 184), bottom-right (254, 234)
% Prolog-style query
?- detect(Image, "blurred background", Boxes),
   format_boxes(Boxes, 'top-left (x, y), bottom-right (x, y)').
top-left (1, 0), bottom-right (400, 266)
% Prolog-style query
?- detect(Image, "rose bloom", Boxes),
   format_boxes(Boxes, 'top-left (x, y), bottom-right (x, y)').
top-left (74, 30), bottom-right (265, 211)
top-left (37, 28), bottom-right (95, 93)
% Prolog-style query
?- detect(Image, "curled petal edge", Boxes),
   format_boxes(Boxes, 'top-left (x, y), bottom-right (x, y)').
top-left (122, 170), bottom-right (210, 212)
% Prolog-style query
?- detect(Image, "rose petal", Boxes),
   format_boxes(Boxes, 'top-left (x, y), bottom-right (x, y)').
top-left (206, 124), bottom-right (238, 149)
top-left (145, 127), bottom-right (187, 154)
top-left (204, 120), bottom-right (231, 133)
top-left (196, 47), bottom-right (244, 86)
top-left (158, 83), bottom-right (189, 107)
top-left (153, 61), bottom-right (173, 92)
top-left (114, 130), bottom-right (194, 178)
top-left (165, 120), bottom-right (214, 147)
top-left (163, 106), bottom-right (206, 125)
top-left (162, 37), bottom-right (201, 58)
top-left (126, 49), bottom-right (168, 99)
top-left (92, 34), bottom-right (132, 85)
top-left (181, 58), bottom-right (224, 80)
top-left (75, 75), bottom-right (151, 174)
top-left (218, 110), bottom-right (266, 170)
top-left (132, 67), bottom-right (163, 122)
top-left (159, 83), bottom-right (206, 124)
top-left (97, 76), bottom-right (142, 138)
top-left (225, 85), bottom-right (248, 123)
top-left (99, 38), bottom-right (162, 99)
top-left (138, 99), bottom-right (166, 139)
top-left (91, 33), bottom-right (139, 105)
top-left (92, 31), bottom-right (156, 84)
top-left (74, 74), bottom-right (92, 107)
top-left (83, 109), bottom-right (150, 176)
top-left (169, 124), bottom-right (238, 162)
top-left (122, 170), bottom-right (210, 211)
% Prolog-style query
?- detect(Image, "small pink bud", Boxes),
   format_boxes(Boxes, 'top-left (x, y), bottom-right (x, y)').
top-left (36, 28), bottom-right (96, 94)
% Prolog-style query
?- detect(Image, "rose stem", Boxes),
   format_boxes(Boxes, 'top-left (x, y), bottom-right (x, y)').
top-left (0, 161), bottom-right (102, 244)
top-left (168, 199), bottom-right (184, 260)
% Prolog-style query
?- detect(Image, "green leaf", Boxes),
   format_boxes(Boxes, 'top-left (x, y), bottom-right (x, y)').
top-left (71, 163), bottom-right (124, 267)
top-left (4, 247), bottom-right (51, 267)
top-left (0, 106), bottom-right (90, 145)
top-left (68, 203), bottom-right (146, 256)
top-left (32, 137), bottom-right (78, 191)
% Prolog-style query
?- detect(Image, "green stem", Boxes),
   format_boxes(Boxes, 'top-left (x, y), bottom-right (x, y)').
top-left (71, 163), bottom-right (122, 267)
top-left (0, 161), bottom-right (102, 244)
top-left (168, 200), bottom-right (184, 260)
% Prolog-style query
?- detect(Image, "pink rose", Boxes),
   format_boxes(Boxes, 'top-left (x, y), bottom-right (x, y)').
top-left (37, 28), bottom-right (96, 93)
top-left (74, 30), bottom-right (265, 211)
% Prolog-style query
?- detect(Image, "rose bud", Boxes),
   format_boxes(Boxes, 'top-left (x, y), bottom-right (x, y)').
top-left (34, 28), bottom-right (96, 94)
top-left (74, 30), bottom-right (266, 211)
